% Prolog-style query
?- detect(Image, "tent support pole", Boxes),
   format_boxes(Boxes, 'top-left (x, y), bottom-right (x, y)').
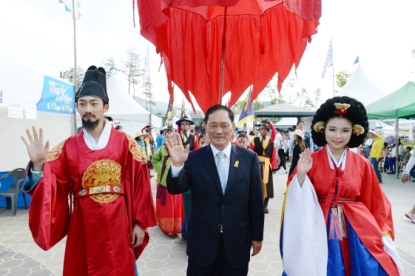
top-left (71, 0), bottom-right (78, 135)
top-left (396, 118), bottom-right (399, 179)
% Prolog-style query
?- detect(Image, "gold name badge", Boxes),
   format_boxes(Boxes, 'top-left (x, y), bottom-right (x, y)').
top-left (89, 185), bottom-right (110, 195)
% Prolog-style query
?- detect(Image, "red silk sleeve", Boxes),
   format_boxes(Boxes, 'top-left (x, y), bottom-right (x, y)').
top-left (26, 153), bottom-right (70, 251)
top-left (269, 122), bottom-right (276, 143)
top-left (124, 143), bottom-right (157, 258)
top-left (271, 146), bottom-right (278, 170)
top-left (359, 160), bottom-right (395, 239)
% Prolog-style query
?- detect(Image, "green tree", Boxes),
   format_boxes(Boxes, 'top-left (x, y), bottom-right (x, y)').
top-left (102, 57), bottom-right (118, 79)
top-left (303, 98), bottom-right (314, 109)
top-left (335, 70), bottom-right (352, 89)
top-left (313, 88), bottom-right (322, 108)
top-left (142, 76), bottom-right (155, 113)
top-left (263, 76), bottom-right (279, 105)
top-left (121, 46), bottom-right (142, 98)
top-left (281, 77), bottom-right (298, 104)
top-left (61, 66), bottom-right (84, 91)
top-left (253, 98), bottom-right (263, 111)
top-left (232, 101), bottom-right (244, 114)
top-left (294, 88), bottom-right (309, 107)
top-left (277, 92), bottom-right (286, 104)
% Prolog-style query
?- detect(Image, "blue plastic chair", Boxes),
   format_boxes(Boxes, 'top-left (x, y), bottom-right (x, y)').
top-left (0, 168), bottom-right (27, 216)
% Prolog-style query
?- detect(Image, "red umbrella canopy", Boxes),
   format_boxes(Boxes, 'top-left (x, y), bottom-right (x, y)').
top-left (137, 0), bottom-right (321, 113)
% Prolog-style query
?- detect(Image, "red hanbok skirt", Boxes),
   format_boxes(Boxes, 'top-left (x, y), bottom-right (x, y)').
top-left (156, 184), bottom-right (184, 234)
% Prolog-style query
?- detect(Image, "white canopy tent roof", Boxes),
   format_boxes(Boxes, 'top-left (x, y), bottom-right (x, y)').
top-left (105, 74), bottom-right (161, 126)
top-left (274, 118), bottom-right (298, 129)
top-left (76, 74), bottom-right (162, 138)
top-left (337, 65), bottom-right (387, 106)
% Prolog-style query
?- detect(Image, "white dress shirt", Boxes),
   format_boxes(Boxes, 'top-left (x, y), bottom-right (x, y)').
top-left (170, 142), bottom-right (232, 182)
top-left (404, 156), bottom-right (415, 175)
top-left (275, 133), bottom-right (282, 149)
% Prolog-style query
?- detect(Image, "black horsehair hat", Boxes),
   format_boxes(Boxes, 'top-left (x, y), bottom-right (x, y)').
top-left (75, 66), bottom-right (109, 103)
top-left (175, 116), bottom-right (194, 126)
top-left (255, 119), bottom-right (270, 130)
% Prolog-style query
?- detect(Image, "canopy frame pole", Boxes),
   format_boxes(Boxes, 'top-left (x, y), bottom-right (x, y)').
top-left (218, 7), bottom-right (228, 104)
top-left (395, 118), bottom-right (399, 179)
top-left (71, 0), bottom-right (78, 135)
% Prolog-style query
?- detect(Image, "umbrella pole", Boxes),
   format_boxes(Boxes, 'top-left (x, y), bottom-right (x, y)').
top-left (396, 118), bottom-right (399, 179)
top-left (218, 7), bottom-right (228, 104)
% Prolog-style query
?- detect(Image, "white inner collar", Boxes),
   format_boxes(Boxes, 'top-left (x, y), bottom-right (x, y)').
top-left (83, 120), bottom-right (112, 150)
top-left (326, 145), bottom-right (347, 170)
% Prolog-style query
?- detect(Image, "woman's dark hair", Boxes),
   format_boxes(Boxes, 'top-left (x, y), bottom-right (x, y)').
top-left (203, 104), bottom-right (234, 123)
top-left (311, 96), bottom-right (369, 148)
top-left (238, 133), bottom-right (248, 139)
top-left (249, 130), bottom-right (255, 136)
top-left (295, 135), bottom-right (305, 151)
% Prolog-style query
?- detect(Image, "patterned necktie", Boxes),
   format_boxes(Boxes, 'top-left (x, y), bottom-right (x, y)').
top-left (216, 151), bottom-right (226, 193)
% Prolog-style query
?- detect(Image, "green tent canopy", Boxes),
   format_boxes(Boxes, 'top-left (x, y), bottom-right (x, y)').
top-left (366, 82), bottom-right (415, 119)
top-left (254, 104), bottom-right (315, 118)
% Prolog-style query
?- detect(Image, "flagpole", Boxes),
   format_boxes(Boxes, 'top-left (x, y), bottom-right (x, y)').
top-left (71, 0), bottom-right (78, 135)
top-left (332, 38), bottom-right (335, 97)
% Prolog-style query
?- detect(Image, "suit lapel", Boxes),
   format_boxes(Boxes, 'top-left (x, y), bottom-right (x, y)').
top-left (201, 146), bottom-right (223, 196)
top-left (225, 145), bottom-right (241, 195)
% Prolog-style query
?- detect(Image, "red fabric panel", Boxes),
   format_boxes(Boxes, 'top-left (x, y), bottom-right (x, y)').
top-left (166, 0), bottom-right (240, 7)
top-left (137, 0), bottom-right (320, 112)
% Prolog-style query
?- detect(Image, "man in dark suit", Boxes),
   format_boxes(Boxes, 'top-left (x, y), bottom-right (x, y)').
top-left (166, 104), bottom-right (264, 275)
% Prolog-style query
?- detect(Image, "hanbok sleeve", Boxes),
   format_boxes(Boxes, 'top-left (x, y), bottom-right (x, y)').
top-left (271, 146), bottom-right (278, 170)
top-left (151, 147), bottom-right (164, 174)
top-left (23, 141), bottom-right (71, 251)
top-left (124, 135), bottom-right (157, 258)
top-left (359, 160), bottom-right (395, 239)
top-left (129, 155), bottom-right (156, 229)
top-left (281, 175), bottom-right (327, 276)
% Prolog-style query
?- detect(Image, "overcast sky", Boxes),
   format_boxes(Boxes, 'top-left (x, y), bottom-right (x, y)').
top-left (1, 0), bottom-right (415, 111)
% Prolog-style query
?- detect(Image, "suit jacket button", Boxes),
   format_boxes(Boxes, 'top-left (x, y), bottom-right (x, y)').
top-left (222, 205), bottom-right (225, 209)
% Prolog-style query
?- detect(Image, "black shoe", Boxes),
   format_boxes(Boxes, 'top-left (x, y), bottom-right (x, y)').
top-left (264, 208), bottom-right (269, 214)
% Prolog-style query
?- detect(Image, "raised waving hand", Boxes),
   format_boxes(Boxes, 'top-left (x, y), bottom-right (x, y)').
top-left (165, 132), bottom-right (190, 167)
top-left (21, 127), bottom-right (50, 171)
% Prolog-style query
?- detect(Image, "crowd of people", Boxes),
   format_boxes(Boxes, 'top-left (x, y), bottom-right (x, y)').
top-left (19, 65), bottom-right (409, 275)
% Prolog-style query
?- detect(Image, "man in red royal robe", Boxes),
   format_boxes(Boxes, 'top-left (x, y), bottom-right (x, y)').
top-left (21, 66), bottom-right (157, 276)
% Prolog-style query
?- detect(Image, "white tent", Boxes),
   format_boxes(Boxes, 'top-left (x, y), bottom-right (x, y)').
top-left (106, 74), bottom-right (161, 125)
top-left (337, 65), bottom-right (386, 106)
top-left (275, 118), bottom-right (298, 129)
top-left (391, 119), bottom-right (414, 138)
top-left (0, 59), bottom-right (72, 171)
top-left (77, 74), bottom-right (162, 137)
